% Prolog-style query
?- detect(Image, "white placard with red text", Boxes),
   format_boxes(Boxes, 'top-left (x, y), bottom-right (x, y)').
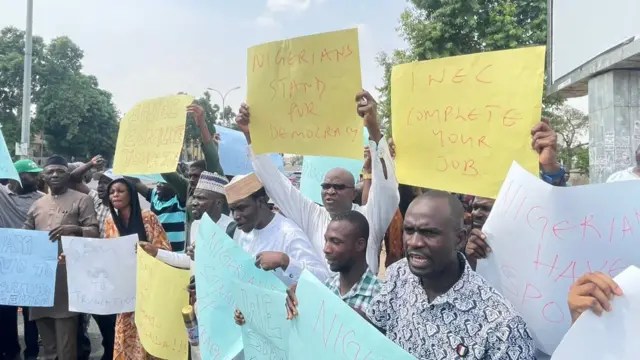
top-left (477, 162), bottom-right (640, 355)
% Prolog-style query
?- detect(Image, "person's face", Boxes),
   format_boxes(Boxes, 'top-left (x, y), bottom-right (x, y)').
top-left (471, 197), bottom-right (494, 229)
top-left (42, 165), bottom-right (69, 189)
top-left (229, 197), bottom-right (260, 233)
top-left (323, 220), bottom-right (364, 273)
top-left (188, 167), bottom-right (204, 190)
top-left (191, 189), bottom-right (222, 220)
top-left (18, 172), bottom-right (39, 192)
top-left (97, 178), bottom-right (110, 200)
top-left (109, 182), bottom-right (131, 210)
top-left (321, 169), bottom-right (356, 215)
top-left (156, 183), bottom-right (175, 200)
top-left (403, 197), bottom-right (463, 278)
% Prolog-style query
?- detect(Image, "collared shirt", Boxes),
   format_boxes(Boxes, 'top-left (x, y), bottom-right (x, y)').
top-left (324, 268), bottom-right (381, 311)
top-left (250, 139), bottom-right (399, 275)
top-left (88, 189), bottom-right (110, 238)
top-left (0, 185), bottom-right (43, 229)
top-left (145, 188), bottom-right (186, 252)
top-left (235, 213), bottom-right (330, 286)
top-left (366, 255), bottom-right (536, 359)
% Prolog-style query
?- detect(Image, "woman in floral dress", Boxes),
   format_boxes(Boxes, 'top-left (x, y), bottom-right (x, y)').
top-left (104, 178), bottom-right (171, 360)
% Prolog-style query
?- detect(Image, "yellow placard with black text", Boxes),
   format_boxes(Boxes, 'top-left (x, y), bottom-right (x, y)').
top-left (112, 94), bottom-right (194, 175)
top-left (391, 47), bottom-right (545, 198)
top-left (135, 248), bottom-right (190, 360)
top-left (247, 28), bottom-right (363, 159)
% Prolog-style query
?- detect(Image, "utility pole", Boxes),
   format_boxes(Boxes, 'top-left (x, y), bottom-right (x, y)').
top-left (18, 0), bottom-right (34, 160)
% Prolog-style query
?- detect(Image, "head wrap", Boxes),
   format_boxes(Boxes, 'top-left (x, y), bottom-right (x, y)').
top-left (195, 171), bottom-right (228, 195)
top-left (224, 173), bottom-right (263, 204)
top-left (44, 155), bottom-right (68, 168)
top-left (106, 178), bottom-right (148, 242)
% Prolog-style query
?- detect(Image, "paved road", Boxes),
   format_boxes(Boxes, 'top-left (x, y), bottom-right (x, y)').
top-left (16, 180), bottom-right (155, 359)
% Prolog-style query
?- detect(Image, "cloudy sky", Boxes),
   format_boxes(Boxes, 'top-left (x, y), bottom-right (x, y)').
top-left (1, 0), bottom-right (587, 115)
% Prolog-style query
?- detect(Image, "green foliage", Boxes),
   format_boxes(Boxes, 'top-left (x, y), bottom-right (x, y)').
top-left (377, 0), bottom-right (558, 135)
top-left (1, 27), bottom-right (118, 161)
top-left (548, 104), bottom-right (589, 172)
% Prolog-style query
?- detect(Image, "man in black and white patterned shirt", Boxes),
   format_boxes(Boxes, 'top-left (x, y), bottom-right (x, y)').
top-left (364, 191), bottom-right (536, 359)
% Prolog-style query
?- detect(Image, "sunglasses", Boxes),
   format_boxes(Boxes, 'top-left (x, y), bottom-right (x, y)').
top-left (320, 183), bottom-right (354, 191)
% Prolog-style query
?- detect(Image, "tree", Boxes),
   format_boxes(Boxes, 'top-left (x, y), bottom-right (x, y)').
top-left (377, 0), bottom-right (562, 134)
top-left (548, 104), bottom-right (589, 172)
top-left (183, 91), bottom-right (238, 146)
top-left (0, 27), bottom-right (48, 157)
top-left (0, 27), bottom-right (118, 160)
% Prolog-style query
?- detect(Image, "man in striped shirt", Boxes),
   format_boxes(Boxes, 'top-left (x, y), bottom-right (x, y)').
top-left (130, 180), bottom-right (187, 252)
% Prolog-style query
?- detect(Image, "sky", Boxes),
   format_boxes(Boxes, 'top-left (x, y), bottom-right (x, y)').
top-left (0, 0), bottom-right (588, 116)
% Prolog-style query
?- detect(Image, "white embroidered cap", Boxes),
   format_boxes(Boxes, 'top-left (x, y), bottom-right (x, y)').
top-left (195, 171), bottom-right (228, 195)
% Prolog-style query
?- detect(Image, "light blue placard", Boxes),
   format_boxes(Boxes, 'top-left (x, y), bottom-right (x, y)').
top-left (299, 128), bottom-right (370, 204)
top-left (0, 126), bottom-right (20, 183)
top-left (0, 229), bottom-right (58, 307)
top-left (291, 270), bottom-right (415, 360)
top-left (215, 125), bottom-right (284, 176)
top-left (195, 213), bottom-right (286, 360)
top-left (230, 279), bottom-right (290, 360)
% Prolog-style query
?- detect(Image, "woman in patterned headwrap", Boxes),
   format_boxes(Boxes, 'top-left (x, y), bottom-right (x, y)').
top-left (103, 178), bottom-right (170, 360)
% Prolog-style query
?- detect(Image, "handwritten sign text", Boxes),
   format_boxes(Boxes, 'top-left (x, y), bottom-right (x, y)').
top-left (477, 161), bottom-right (640, 355)
top-left (112, 95), bottom-right (194, 175)
top-left (392, 47), bottom-right (545, 198)
top-left (247, 28), bottom-right (363, 159)
top-left (0, 229), bottom-right (57, 307)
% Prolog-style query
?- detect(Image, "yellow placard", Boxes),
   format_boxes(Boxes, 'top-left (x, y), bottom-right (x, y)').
top-left (247, 28), bottom-right (363, 159)
top-left (112, 94), bottom-right (194, 175)
top-left (135, 248), bottom-right (190, 360)
top-left (391, 47), bottom-right (545, 198)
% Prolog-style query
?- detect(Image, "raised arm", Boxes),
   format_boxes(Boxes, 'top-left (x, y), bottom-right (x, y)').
top-left (235, 103), bottom-right (322, 235)
top-left (356, 91), bottom-right (400, 273)
top-left (190, 104), bottom-right (225, 176)
top-left (533, 118), bottom-right (567, 187)
top-left (124, 176), bottom-right (155, 202)
top-left (69, 155), bottom-right (104, 195)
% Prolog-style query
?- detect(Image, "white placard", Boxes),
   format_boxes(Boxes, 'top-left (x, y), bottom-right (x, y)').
top-left (551, 266), bottom-right (640, 360)
top-left (62, 234), bottom-right (138, 315)
top-left (477, 162), bottom-right (640, 355)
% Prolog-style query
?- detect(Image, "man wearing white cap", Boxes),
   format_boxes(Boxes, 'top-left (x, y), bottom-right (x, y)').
top-left (224, 173), bottom-right (329, 285)
top-left (235, 91), bottom-right (400, 275)
top-left (140, 171), bottom-right (236, 269)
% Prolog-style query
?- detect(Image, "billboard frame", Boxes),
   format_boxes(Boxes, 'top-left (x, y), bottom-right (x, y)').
top-left (546, 0), bottom-right (640, 98)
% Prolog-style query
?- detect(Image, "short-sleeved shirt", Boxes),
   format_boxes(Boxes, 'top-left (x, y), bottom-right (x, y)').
top-left (324, 268), bottom-right (381, 311)
top-left (0, 185), bottom-right (43, 229)
top-left (145, 188), bottom-right (186, 252)
top-left (23, 189), bottom-right (99, 320)
top-left (88, 189), bottom-right (110, 238)
top-left (366, 255), bottom-right (536, 359)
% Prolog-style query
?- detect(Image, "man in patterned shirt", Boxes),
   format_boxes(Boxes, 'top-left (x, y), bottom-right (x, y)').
top-left (363, 191), bottom-right (536, 359)
top-left (235, 210), bottom-right (380, 326)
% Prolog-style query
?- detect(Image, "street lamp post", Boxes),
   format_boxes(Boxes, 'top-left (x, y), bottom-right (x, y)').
top-left (206, 86), bottom-right (241, 124)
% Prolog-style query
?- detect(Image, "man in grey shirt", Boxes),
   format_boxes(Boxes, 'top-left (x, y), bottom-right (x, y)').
top-left (0, 159), bottom-right (44, 360)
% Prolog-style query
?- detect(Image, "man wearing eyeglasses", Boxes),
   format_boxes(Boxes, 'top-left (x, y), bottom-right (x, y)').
top-left (234, 90), bottom-right (400, 275)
